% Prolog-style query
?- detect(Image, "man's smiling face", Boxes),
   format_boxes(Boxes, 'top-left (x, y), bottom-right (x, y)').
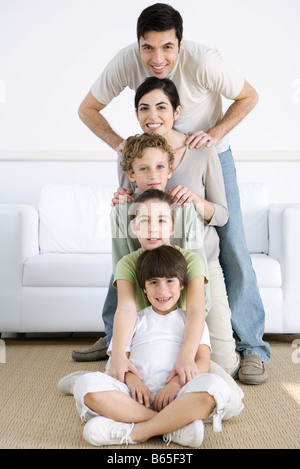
top-left (139, 29), bottom-right (181, 79)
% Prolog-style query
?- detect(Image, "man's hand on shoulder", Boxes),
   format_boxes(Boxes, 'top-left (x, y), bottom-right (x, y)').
top-left (186, 131), bottom-right (218, 149)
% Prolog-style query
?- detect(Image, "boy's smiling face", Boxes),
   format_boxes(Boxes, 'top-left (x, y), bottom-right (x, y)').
top-left (126, 147), bottom-right (172, 194)
top-left (143, 276), bottom-right (183, 315)
top-left (131, 198), bottom-right (174, 251)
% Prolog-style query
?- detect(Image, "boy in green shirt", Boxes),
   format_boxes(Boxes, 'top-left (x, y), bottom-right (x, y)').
top-left (113, 191), bottom-right (207, 315)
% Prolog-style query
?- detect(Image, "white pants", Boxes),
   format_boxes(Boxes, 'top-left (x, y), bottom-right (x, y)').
top-left (74, 364), bottom-right (243, 433)
top-left (206, 260), bottom-right (241, 376)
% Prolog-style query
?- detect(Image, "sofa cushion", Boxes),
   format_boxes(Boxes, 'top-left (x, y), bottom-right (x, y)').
top-left (239, 183), bottom-right (269, 254)
top-left (23, 253), bottom-right (281, 289)
top-left (250, 253), bottom-right (282, 288)
top-left (23, 253), bottom-right (113, 287)
top-left (38, 184), bottom-right (114, 253)
top-left (38, 183), bottom-right (270, 255)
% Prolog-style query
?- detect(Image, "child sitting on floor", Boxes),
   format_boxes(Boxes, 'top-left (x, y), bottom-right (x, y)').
top-left (66, 246), bottom-right (234, 448)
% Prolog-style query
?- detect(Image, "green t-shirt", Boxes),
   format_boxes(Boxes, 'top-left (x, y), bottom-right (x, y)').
top-left (113, 245), bottom-right (209, 313)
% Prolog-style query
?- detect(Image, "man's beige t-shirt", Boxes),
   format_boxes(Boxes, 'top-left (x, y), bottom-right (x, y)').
top-left (91, 40), bottom-right (244, 154)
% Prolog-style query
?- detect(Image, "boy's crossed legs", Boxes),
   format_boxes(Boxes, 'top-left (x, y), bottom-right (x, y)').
top-left (73, 371), bottom-right (232, 447)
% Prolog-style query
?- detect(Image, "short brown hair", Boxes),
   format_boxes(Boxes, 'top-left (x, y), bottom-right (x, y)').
top-left (121, 133), bottom-right (174, 174)
top-left (129, 188), bottom-right (175, 224)
top-left (136, 245), bottom-right (188, 289)
top-left (137, 3), bottom-right (183, 47)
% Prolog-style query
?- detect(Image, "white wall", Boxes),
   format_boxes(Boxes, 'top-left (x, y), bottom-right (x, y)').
top-left (0, 158), bottom-right (299, 206)
top-left (0, 0), bottom-right (300, 152)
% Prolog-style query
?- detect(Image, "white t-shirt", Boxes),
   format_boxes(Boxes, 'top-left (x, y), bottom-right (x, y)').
top-left (108, 306), bottom-right (211, 378)
top-left (91, 40), bottom-right (244, 153)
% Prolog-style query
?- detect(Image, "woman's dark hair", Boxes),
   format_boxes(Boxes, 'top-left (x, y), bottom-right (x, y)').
top-left (137, 3), bottom-right (183, 47)
top-left (135, 77), bottom-right (181, 112)
top-left (136, 245), bottom-right (188, 289)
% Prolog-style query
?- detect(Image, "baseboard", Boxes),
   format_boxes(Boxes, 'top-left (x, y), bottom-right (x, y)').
top-left (0, 150), bottom-right (117, 162)
top-left (233, 150), bottom-right (300, 162)
top-left (0, 149), bottom-right (300, 162)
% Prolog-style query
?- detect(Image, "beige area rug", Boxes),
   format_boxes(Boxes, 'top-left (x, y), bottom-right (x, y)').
top-left (0, 334), bottom-right (299, 450)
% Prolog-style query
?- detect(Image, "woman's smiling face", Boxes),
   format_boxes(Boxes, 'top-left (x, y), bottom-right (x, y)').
top-left (136, 88), bottom-right (181, 137)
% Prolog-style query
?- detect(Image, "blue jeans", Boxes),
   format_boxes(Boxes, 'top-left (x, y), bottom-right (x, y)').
top-left (216, 147), bottom-right (270, 363)
top-left (102, 273), bottom-right (117, 347)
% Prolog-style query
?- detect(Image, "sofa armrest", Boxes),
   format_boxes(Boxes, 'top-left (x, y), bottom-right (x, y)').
top-left (0, 205), bottom-right (39, 331)
top-left (268, 203), bottom-right (300, 263)
top-left (268, 203), bottom-right (300, 331)
top-left (0, 204), bottom-right (39, 262)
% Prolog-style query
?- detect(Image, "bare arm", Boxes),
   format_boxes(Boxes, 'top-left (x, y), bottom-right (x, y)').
top-left (78, 91), bottom-right (124, 150)
top-left (166, 276), bottom-right (206, 386)
top-left (108, 279), bottom-right (142, 382)
top-left (187, 80), bottom-right (259, 148)
top-left (179, 276), bottom-right (206, 363)
top-left (194, 343), bottom-right (211, 374)
top-left (125, 370), bottom-right (152, 408)
top-left (208, 80), bottom-right (258, 141)
top-left (153, 343), bottom-right (210, 411)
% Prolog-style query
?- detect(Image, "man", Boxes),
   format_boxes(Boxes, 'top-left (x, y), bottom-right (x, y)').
top-left (73, 3), bottom-right (270, 384)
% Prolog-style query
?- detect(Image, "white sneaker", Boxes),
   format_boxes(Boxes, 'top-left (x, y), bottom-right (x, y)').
top-left (163, 420), bottom-right (204, 448)
top-left (83, 416), bottom-right (136, 447)
top-left (57, 371), bottom-right (91, 395)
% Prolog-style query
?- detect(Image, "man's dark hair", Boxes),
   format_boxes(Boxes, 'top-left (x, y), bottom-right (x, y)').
top-left (136, 245), bottom-right (188, 289)
top-left (137, 3), bottom-right (183, 47)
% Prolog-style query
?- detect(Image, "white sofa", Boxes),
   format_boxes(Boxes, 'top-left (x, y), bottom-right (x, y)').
top-left (0, 182), bottom-right (299, 335)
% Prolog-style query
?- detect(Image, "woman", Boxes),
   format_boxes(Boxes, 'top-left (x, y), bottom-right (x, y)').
top-left (115, 77), bottom-right (241, 377)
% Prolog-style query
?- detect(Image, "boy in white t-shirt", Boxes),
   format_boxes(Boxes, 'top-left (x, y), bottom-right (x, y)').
top-left (70, 245), bottom-right (234, 448)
